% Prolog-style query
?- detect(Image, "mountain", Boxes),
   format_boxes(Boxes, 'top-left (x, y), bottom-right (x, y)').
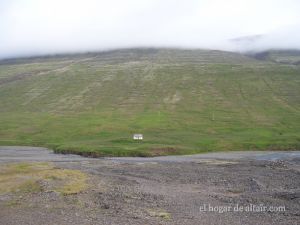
top-left (0, 48), bottom-right (299, 156)
top-left (230, 34), bottom-right (264, 47)
top-left (230, 25), bottom-right (300, 52)
top-left (251, 49), bottom-right (300, 65)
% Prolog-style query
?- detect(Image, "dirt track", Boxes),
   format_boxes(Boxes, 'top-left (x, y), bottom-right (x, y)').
top-left (1, 146), bottom-right (300, 225)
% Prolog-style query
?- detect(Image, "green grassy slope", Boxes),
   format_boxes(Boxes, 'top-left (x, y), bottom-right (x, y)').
top-left (252, 49), bottom-right (300, 65)
top-left (0, 48), bottom-right (299, 156)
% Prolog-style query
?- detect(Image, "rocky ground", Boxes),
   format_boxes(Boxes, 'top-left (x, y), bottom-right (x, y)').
top-left (0, 146), bottom-right (300, 225)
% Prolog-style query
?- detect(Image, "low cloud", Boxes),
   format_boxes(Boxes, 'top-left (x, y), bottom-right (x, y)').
top-left (1, 0), bottom-right (300, 59)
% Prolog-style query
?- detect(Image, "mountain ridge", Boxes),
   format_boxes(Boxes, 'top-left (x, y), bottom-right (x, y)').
top-left (0, 48), bottom-right (299, 156)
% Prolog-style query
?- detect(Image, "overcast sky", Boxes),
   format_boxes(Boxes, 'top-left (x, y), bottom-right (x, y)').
top-left (0, 0), bottom-right (300, 59)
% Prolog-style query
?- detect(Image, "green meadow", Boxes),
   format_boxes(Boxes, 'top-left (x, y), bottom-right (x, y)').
top-left (0, 49), bottom-right (299, 156)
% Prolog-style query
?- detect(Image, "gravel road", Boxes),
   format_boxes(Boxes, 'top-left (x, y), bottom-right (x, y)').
top-left (1, 146), bottom-right (300, 225)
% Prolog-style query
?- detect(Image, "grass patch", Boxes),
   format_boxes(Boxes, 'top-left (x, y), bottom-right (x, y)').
top-left (0, 163), bottom-right (88, 195)
top-left (148, 209), bottom-right (171, 220)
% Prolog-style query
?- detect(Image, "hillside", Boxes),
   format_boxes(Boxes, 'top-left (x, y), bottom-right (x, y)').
top-left (252, 49), bottom-right (300, 65)
top-left (0, 48), bottom-right (299, 156)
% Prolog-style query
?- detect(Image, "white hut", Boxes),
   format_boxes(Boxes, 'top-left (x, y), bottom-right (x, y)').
top-left (133, 134), bottom-right (143, 140)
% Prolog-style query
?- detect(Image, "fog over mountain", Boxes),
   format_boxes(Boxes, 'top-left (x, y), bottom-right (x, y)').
top-left (0, 0), bottom-right (300, 59)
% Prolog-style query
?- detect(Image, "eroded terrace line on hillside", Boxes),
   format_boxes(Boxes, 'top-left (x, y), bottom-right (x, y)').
top-left (0, 56), bottom-right (98, 86)
top-left (262, 77), bottom-right (300, 112)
